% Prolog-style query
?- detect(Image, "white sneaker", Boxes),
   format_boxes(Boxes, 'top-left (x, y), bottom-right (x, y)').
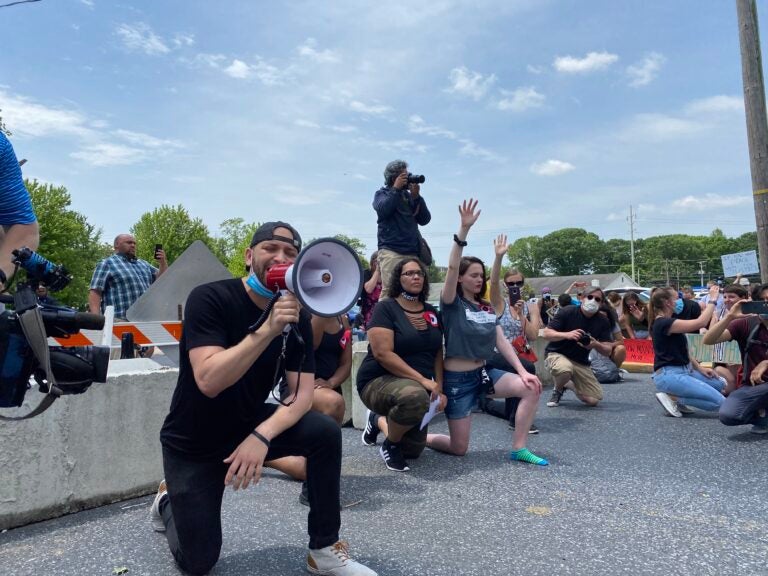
top-left (676, 403), bottom-right (695, 415)
top-left (149, 480), bottom-right (167, 532)
top-left (307, 541), bottom-right (377, 575)
top-left (655, 392), bottom-right (682, 418)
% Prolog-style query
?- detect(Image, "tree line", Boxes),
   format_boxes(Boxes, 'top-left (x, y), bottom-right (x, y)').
top-left (507, 227), bottom-right (758, 285)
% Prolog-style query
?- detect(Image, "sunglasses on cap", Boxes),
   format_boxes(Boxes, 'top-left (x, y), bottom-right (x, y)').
top-left (586, 294), bottom-right (603, 303)
top-left (506, 280), bottom-right (524, 287)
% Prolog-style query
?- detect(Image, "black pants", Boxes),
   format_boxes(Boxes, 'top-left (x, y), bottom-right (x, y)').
top-left (482, 357), bottom-right (536, 421)
top-left (160, 407), bottom-right (341, 575)
top-left (719, 383), bottom-right (768, 426)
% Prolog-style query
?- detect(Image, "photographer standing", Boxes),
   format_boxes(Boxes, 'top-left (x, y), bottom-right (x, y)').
top-left (0, 132), bottom-right (39, 291)
top-left (151, 222), bottom-right (376, 576)
top-left (542, 286), bottom-right (613, 408)
top-left (373, 159), bottom-right (431, 298)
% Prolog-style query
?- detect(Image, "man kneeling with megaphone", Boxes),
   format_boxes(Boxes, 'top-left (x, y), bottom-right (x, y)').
top-left (152, 222), bottom-right (375, 576)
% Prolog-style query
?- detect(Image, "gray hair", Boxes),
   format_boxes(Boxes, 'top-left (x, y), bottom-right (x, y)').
top-left (384, 159), bottom-right (408, 186)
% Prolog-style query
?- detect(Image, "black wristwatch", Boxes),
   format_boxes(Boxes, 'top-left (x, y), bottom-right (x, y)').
top-left (453, 234), bottom-right (468, 247)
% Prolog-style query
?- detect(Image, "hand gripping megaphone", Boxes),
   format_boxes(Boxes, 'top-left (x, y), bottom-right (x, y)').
top-left (264, 238), bottom-right (364, 317)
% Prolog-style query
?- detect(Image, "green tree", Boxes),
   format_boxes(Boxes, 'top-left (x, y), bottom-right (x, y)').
top-left (0, 109), bottom-right (10, 136)
top-left (541, 228), bottom-right (603, 275)
top-left (215, 218), bottom-right (259, 277)
top-left (427, 262), bottom-right (444, 283)
top-left (25, 179), bottom-right (107, 309)
top-left (130, 204), bottom-right (217, 265)
top-left (507, 235), bottom-right (546, 277)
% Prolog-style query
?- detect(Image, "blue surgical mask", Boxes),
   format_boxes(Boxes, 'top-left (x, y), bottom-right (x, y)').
top-left (246, 268), bottom-right (275, 298)
top-left (674, 298), bottom-right (684, 314)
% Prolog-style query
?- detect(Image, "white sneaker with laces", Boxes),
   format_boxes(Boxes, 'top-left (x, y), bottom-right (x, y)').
top-left (655, 392), bottom-right (682, 418)
top-left (307, 541), bottom-right (377, 575)
top-left (149, 480), bottom-right (167, 532)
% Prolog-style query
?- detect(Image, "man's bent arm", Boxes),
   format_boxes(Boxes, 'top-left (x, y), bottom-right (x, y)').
top-left (542, 327), bottom-right (574, 341)
top-left (372, 188), bottom-right (400, 217)
top-left (190, 325), bottom-right (289, 398)
top-left (254, 370), bottom-right (314, 441)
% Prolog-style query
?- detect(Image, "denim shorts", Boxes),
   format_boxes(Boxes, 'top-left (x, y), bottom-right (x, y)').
top-left (443, 367), bottom-right (507, 419)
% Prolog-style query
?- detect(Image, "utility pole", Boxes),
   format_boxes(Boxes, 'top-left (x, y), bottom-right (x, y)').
top-left (628, 204), bottom-right (637, 283)
top-left (698, 260), bottom-right (706, 288)
top-left (737, 0), bottom-right (768, 283)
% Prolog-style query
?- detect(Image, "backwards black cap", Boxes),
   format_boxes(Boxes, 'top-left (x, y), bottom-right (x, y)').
top-left (249, 221), bottom-right (302, 251)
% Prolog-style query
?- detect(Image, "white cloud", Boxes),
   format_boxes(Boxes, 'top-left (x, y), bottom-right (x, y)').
top-left (70, 143), bottom-right (147, 166)
top-left (115, 23), bottom-right (170, 56)
top-left (173, 33), bottom-right (195, 48)
top-left (80, 0), bottom-right (94, 7)
top-left (330, 125), bottom-right (357, 133)
top-left (553, 51), bottom-right (619, 73)
top-left (294, 119), bottom-right (320, 129)
top-left (628, 113), bottom-right (704, 141)
top-left (366, 138), bottom-right (428, 154)
top-left (458, 139), bottom-right (502, 162)
top-left (496, 87), bottom-right (545, 112)
top-left (0, 90), bottom-right (92, 138)
top-left (408, 115), bottom-right (457, 139)
top-left (112, 129), bottom-right (184, 149)
top-left (671, 193), bottom-right (750, 211)
top-left (446, 66), bottom-right (497, 100)
top-left (297, 38), bottom-right (340, 64)
top-left (349, 100), bottom-right (393, 115)
top-left (224, 59), bottom-right (251, 79)
top-left (530, 159), bottom-right (575, 176)
top-left (250, 58), bottom-right (292, 85)
top-left (526, 64), bottom-right (544, 75)
top-left (194, 53), bottom-right (227, 68)
top-left (626, 52), bottom-right (665, 87)
top-left (685, 95), bottom-right (743, 116)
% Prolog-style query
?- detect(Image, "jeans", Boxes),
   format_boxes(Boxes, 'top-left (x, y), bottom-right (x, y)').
top-left (160, 406), bottom-right (341, 575)
top-left (652, 365), bottom-right (725, 412)
top-left (719, 383), bottom-right (768, 426)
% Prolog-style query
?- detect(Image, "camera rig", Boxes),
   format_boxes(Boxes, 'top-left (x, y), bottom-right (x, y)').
top-left (0, 247), bottom-right (109, 420)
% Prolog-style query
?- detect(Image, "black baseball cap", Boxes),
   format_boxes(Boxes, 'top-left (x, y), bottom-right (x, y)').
top-left (249, 221), bottom-right (302, 251)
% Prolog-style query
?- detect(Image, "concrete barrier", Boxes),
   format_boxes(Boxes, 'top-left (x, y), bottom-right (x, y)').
top-left (0, 359), bottom-right (176, 531)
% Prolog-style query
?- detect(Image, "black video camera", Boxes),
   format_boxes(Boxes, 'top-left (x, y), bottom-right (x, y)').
top-left (0, 248), bottom-right (109, 412)
top-left (578, 331), bottom-right (592, 346)
top-left (407, 173), bottom-right (426, 185)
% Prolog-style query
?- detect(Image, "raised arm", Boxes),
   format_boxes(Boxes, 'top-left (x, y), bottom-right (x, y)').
top-left (490, 234), bottom-right (508, 316)
top-left (442, 198), bottom-right (480, 305)
top-left (668, 285), bottom-right (720, 334)
top-left (702, 299), bottom-right (747, 345)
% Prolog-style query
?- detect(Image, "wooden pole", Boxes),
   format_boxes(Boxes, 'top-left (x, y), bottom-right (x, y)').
top-left (737, 0), bottom-right (768, 282)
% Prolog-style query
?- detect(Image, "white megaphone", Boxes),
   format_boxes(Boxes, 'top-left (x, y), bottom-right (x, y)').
top-left (264, 238), bottom-right (363, 317)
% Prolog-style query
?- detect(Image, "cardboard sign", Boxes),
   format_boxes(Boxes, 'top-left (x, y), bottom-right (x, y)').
top-left (721, 250), bottom-right (759, 278)
top-left (624, 338), bottom-right (655, 364)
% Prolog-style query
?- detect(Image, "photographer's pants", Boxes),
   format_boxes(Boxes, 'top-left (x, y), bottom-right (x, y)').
top-left (159, 407), bottom-right (341, 576)
top-left (719, 383), bottom-right (768, 426)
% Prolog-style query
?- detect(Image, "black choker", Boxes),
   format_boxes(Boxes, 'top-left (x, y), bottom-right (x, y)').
top-left (400, 291), bottom-right (419, 301)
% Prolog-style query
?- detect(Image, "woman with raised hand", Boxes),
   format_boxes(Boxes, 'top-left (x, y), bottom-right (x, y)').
top-left (357, 257), bottom-right (446, 472)
top-left (426, 199), bottom-right (547, 465)
top-left (650, 284), bottom-right (725, 418)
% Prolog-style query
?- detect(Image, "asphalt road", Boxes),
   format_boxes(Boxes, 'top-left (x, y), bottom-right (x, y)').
top-left (2, 374), bottom-right (767, 576)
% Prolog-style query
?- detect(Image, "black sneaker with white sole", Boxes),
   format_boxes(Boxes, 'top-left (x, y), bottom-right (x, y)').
top-left (546, 388), bottom-right (564, 407)
top-left (509, 420), bottom-right (540, 434)
top-left (361, 409), bottom-right (380, 446)
top-left (379, 439), bottom-right (409, 472)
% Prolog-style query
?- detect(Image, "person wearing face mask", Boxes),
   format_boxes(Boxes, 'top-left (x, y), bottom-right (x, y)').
top-left (542, 286), bottom-right (614, 408)
top-left (152, 222), bottom-right (377, 576)
top-left (649, 284), bottom-right (724, 418)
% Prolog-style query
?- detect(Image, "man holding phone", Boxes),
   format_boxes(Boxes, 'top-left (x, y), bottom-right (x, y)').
top-left (88, 233), bottom-right (168, 319)
top-left (703, 284), bottom-right (768, 434)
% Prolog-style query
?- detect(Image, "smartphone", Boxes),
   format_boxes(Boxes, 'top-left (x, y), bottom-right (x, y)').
top-left (529, 297), bottom-right (538, 304)
top-left (741, 301), bottom-right (768, 315)
top-left (509, 286), bottom-right (521, 305)
top-left (154, 243), bottom-right (163, 260)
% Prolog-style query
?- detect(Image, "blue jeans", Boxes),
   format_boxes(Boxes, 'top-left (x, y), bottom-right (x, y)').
top-left (652, 365), bottom-right (725, 412)
top-left (444, 367), bottom-right (507, 419)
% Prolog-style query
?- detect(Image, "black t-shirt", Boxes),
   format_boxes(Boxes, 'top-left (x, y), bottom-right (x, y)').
top-left (356, 299), bottom-right (443, 392)
top-left (651, 317), bottom-right (690, 369)
top-left (545, 305), bottom-right (612, 365)
top-left (160, 278), bottom-right (315, 460)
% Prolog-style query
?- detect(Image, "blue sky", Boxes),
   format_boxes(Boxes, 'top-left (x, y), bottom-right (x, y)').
top-left (0, 0), bottom-right (761, 266)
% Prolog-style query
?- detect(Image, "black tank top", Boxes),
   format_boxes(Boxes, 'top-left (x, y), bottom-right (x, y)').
top-left (315, 325), bottom-right (345, 380)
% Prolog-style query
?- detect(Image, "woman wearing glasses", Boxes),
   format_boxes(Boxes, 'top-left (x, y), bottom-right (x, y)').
top-left (426, 199), bottom-right (547, 465)
top-left (357, 257), bottom-right (446, 472)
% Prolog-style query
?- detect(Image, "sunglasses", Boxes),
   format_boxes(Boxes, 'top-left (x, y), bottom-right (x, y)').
top-left (401, 270), bottom-right (425, 278)
top-left (506, 280), bottom-right (524, 287)
top-left (586, 294), bottom-right (603, 303)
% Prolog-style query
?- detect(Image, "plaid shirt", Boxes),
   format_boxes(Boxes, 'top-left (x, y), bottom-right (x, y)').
top-left (90, 253), bottom-right (158, 318)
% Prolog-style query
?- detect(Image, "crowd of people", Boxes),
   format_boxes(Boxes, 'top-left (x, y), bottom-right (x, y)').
top-left (4, 139), bottom-right (768, 576)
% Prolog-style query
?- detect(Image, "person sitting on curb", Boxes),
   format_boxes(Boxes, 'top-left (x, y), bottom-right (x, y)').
top-left (357, 257), bottom-right (445, 472)
top-left (649, 284), bottom-right (724, 418)
top-left (542, 286), bottom-right (614, 408)
top-left (703, 284), bottom-right (768, 434)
